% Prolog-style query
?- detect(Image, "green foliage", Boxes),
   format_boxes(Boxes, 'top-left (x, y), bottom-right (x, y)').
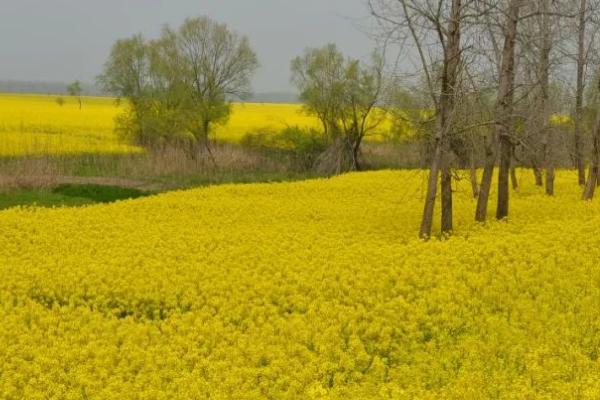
top-left (0, 185), bottom-right (147, 210)
top-left (52, 184), bottom-right (148, 203)
top-left (66, 81), bottom-right (82, 97)
top-left (98, 16), bottom-right (258, 148)
top-left (386, 86), bottom-right (432, 141)
top-left (291, 44), bottom-right (383, 141)
top-left (97, 35), bottom-right (148, 99)
top-left (0, 189), bottom-right (91, 210)
top-left (67, 81), bottom-right (83, 109)
top-left (290, 44), bottom-right (383, 172)
top-left (242, 126), bottom-right (326, 152)
top-left (241, 126), bottom-right (328, 170)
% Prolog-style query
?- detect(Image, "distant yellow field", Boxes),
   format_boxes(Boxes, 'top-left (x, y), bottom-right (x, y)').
top-left (0, 94), bottom-right (138, 156)
top-left (214, 102), bottom-right (322, 142)
top-left (0, 94), bottom-right (393, 157)
top-left (216, 103), bottom-right (393, 142)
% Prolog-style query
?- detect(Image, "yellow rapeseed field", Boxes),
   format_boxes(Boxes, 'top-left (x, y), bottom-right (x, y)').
top-left (0, 94), bottom-right (393, 157)
top-left (215, 103), bottom-right (393, 142)
top-left (213, 102), bottom-right (321, 142)
top-left (0, 94), bottom-right (139, 156)
top-left (1, 169), bottom-right (600, 398)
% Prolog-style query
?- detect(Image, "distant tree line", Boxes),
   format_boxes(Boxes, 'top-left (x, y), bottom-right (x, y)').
top-left (0, 80), bottom-right (98, 96)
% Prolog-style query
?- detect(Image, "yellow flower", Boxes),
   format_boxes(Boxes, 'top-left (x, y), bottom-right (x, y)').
top-left (1, 169), bottom-right (600, 398)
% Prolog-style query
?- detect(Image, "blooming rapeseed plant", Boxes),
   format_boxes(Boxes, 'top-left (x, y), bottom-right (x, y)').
top-left (0, 169), bottom-right (599, 398)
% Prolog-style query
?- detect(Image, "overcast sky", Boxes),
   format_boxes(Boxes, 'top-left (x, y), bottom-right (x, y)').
top-left (0, 0), bottom-right (376, 93)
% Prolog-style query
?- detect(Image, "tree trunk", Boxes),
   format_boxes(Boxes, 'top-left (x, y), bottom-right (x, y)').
top-left (351, 136), bottom-right (362, 171)
top-left (545, 129), bottom-right (555, 196)
top-left (510, 145), bottom-right (518, 190)
top-left (532, 160), bottom-right (544, 186)
top-left (495, 0), bottom-right (520, 220)
top-left (420, 144), bottom-right (442, 238)
top-left (419, 0), bottom-right (462, 238)
top-left (469, 148), bottom-right (479, 198)
top-left (441, 154), bottom-right (453, 234)
top-left (584, 166), bottom-right (598, 199)
top-left (546, 165), bottom-right (555, 194)
top-left (575, 0), bottom-right (587, 185)
top-left (314, 136), bottom-right (353, 175)
top-left (510, 166), bottom-right (518, 190)
top-left (476, 136), bottom-right (495, 222)
top-left (497, 136), bottom-right (511, 219)
top-left (540, 0), bottom-right (554, 196)
top-left (583, 109), bottom-right (600, 199)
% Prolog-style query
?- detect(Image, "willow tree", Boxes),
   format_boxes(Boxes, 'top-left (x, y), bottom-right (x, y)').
top-left (290, 44), bottom-right (384, 174)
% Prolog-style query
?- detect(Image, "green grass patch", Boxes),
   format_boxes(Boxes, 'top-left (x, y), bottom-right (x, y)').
top-left (0, 184), bottom-right (149, 210)
top-left (52, 184), bottom-right (148, 203)
top-left (0, 189), bottom-right (92, 210)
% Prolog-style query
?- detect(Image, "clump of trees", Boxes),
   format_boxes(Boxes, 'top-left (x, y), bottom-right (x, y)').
top-left (290, 44), bottom-right (384, 174)
top-left (98, 16), bottom-right (258, 159)
top-left (370, 0), bottom-right (600, 239)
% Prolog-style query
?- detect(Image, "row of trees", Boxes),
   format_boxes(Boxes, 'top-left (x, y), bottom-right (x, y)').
top-left (99, 17), bottom-right (386, 173)
top-left (369, 0), bottom-right (600, 238)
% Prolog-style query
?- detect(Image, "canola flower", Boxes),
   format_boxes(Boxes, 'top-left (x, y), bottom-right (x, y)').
top-left (0, 94), bottom-right (394, 157)
top-left (220, 103), bottom-right (394, 143)
top-left (213, 102), bottom-right (321, 142)
top-left (1, 170), bottom-right (600, 399)
top-left (0, 94), bottom-right (139, 156)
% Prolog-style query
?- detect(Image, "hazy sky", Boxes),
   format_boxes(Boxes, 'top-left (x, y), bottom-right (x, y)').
top-left (0, 0), bottom-right (375, 92)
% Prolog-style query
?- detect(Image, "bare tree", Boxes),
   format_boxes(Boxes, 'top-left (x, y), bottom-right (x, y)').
top-left (583, 76), bottom-right (600, 199)
top-left (495, 0), bottom-right (521, 220)
top-left (539, 0), bottom-right (555, 196)
top-left (569, 0), bottom-right (600, 187)
top-left (575, 0), bottom-right (589, 185)
top-left (473, 0), bottom-right (526, 222)
top-left (506, 0), bottom-right (575, 194)
top-left (370, 0), bottom-right (597, 232)
top-left (370, 0), bottom-right (477, 238)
